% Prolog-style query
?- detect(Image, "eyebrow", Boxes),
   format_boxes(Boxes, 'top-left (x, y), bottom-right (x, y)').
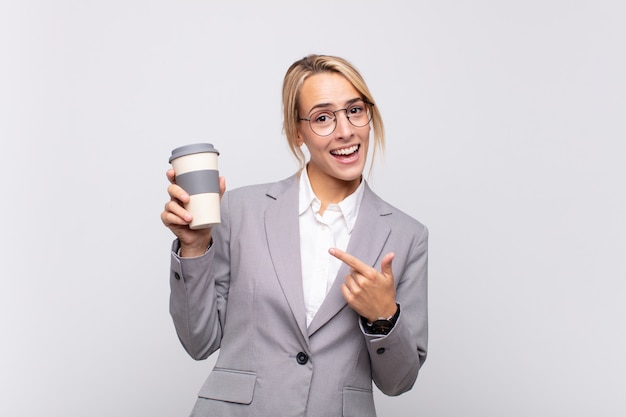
top-left (305, 97), bottom-right (363, 115)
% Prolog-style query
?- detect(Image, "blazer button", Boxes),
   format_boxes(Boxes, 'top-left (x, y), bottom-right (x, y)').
top-left (376, 348), bottom-right (386, 355)
top-left (174, 272), bottom-right (181, 280)
top-left (296, 352), bottom-right (309, 365)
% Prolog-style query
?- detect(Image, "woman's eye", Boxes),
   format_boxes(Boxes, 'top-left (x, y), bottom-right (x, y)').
top-left (349, 106), bottom-right (363, 115)
top-left (314, 113), bottom-right (333, 123)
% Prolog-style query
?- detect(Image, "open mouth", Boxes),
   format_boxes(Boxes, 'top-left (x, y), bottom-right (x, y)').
top-left (330, 144), bottom-right (359, 157)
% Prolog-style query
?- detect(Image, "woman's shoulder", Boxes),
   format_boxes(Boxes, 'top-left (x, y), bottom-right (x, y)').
top-left (224, 174), bottom-right (298, 201)
top-left (364, 184), bottom-right (427, 232)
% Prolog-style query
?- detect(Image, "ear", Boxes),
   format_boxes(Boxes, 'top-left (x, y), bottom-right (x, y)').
top-left (296, 129), bottom-right (304, 146)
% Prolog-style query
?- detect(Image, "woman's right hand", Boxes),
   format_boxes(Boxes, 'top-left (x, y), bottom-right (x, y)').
top-left (160, 168), bottom-right (226, 258)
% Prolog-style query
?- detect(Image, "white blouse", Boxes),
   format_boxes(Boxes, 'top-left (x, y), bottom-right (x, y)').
top-left (298, 169), bottom-right (364, 327)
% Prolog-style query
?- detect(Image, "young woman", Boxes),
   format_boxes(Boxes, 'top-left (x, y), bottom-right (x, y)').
top-left (161, 54), bottom-right (429, 417)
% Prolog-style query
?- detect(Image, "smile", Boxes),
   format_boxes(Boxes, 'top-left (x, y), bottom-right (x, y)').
top-left (330, 144), bottom-right (359, 156)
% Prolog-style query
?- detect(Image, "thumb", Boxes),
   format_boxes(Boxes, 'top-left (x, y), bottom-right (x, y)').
top-left (380, 252), bottom-right (395, 278)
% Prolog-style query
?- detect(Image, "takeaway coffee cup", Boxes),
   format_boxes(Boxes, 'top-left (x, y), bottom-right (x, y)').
top-left (169, 143), bottom-right (220, 229)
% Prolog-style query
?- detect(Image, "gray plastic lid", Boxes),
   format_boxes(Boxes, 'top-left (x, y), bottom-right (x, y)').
top-left (169, 143), bottom-right (219, 163)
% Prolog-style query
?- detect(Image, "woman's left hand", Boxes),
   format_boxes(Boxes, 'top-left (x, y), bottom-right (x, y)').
top-left (329, 248), bottom-right (397, 323)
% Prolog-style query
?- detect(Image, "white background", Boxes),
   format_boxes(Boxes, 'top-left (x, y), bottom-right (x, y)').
top-left (2, 1), bottom-right (625, 416)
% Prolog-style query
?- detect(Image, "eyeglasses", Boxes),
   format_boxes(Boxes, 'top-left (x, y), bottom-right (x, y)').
top-left (298, 99), bottom-right (374, 137)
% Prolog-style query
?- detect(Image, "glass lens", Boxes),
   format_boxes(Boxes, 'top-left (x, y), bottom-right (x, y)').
top-left (346, 101), bottom-right (371, 127)
top-left (309, 110), bottom-right (336, 136)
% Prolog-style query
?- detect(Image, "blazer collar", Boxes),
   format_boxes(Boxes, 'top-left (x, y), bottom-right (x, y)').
top-left (265, 175), bottom-right (309, 341)
top-left (264, 174), bottom-right (392, 339)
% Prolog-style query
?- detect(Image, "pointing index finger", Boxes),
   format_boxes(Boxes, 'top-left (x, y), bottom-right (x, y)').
top-left (329, 248), bottom-right (367, 272)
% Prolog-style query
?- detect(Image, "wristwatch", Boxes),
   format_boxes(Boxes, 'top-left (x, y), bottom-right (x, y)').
top-left (362, 303), bottom-right (400, 335)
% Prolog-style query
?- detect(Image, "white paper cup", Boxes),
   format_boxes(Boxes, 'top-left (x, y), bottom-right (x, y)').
top-left (169, 143), bottom-right (220, 229)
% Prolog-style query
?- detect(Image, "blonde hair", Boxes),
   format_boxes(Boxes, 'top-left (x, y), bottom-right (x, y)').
top-left (282, 54), bottom-right (385, 170)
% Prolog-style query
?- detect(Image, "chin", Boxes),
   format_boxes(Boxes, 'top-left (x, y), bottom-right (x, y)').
top-left (334, 168), bottom-right (364, 183)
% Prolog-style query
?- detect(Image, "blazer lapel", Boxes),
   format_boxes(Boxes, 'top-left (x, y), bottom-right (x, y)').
top-left (265, 176), bottom-right (309, 342)
top-left (307, 184), bottom-right (392, 336)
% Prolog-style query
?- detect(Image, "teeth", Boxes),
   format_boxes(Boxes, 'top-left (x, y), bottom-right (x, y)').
top-left (331, 145), bottom-right (359, 155)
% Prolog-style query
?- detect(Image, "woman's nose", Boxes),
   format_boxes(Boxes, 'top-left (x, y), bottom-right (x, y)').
top-left (334, 110), bottom-right (354, 138)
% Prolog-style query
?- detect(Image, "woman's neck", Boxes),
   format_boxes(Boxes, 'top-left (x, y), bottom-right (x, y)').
top-left (306, 165), bottom-right (361, 214)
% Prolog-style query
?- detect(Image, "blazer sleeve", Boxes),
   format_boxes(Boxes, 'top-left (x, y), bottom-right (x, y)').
top-left (365, 224), bottom-right (429, 396)
top-left (168, 194), bottom-right (232, 360)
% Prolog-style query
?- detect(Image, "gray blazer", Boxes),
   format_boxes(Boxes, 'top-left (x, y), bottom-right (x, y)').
top-left (169, 174), bottom-right (428, 417)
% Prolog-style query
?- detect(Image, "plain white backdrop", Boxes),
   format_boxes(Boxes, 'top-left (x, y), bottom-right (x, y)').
top-left (2, 1), bottom-right (625, 416)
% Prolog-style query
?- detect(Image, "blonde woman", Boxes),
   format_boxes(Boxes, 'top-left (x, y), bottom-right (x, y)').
top-left (161, 54), bottom-right (429, 417)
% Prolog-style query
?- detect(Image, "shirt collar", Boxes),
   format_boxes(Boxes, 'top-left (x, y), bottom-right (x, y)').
top-left (298, 166), bottom-right (365, 233)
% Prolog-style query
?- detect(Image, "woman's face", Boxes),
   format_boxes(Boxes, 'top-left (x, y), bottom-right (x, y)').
top-left (297, 72), bottom-right (370, 189)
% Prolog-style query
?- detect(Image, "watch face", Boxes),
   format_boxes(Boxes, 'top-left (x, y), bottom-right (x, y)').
top-left (371, 319), bottom-right (393, 334)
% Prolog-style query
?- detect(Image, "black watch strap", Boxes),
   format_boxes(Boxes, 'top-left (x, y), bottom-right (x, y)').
top-left (362, 303), bottom-right (400, 335)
